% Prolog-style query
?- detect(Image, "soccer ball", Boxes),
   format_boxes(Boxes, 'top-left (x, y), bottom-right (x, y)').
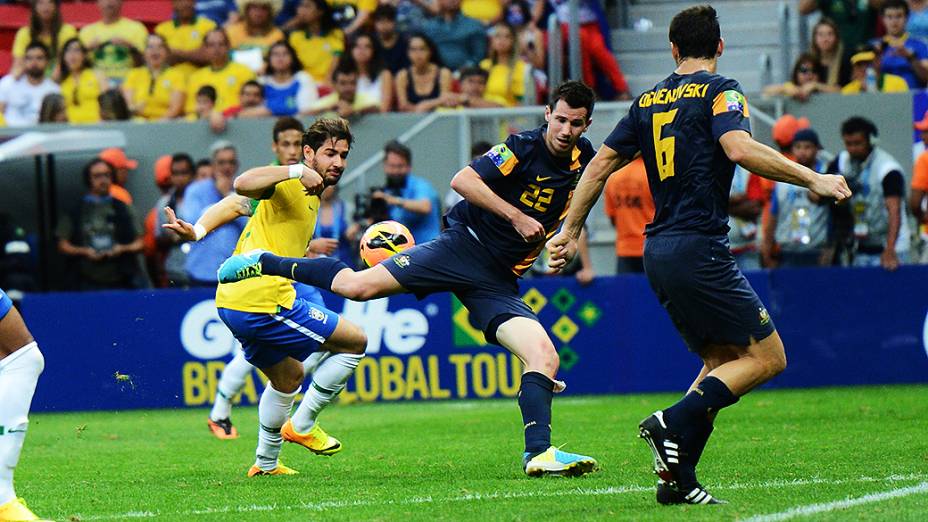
top-left (359, 220), bottom-right (416, 267)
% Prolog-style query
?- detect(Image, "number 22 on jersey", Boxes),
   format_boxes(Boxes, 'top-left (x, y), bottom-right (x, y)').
top-left (652, 109), bottom-right (678, 181)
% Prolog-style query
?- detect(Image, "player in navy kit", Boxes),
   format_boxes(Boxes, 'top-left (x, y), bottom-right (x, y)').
top-left (548, 6), bottom-right (852, 504)
top-left (218, 82), bottom-right (600, 477)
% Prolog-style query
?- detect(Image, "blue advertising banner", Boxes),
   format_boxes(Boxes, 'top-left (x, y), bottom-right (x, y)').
top-left (22, 265), bottom-right (928, 412)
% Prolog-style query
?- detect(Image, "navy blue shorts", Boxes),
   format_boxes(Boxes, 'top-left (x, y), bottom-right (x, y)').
top-left (0, 289), bottom-right (11, 321)
top-left (381, 225), bottom-right (536, 343)
top-left (218, 294), bottom-right (339, 369)
top-left (644, 234), bottom-right (775, 353)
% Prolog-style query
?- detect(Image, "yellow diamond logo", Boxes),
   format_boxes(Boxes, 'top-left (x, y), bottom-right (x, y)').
top-left (551, 315), bottom-right (579, 344)
top-left (522, 288), bottom-right (547, 314)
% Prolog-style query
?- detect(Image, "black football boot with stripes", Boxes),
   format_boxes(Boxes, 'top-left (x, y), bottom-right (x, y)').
top-left (638, 411), bottom-right (726, 505)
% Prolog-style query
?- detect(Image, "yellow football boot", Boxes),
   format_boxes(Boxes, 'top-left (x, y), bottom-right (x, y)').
top-left (281, 420), bottom-right (342, 456)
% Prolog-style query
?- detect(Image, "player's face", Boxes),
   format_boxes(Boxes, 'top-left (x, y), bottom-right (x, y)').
top-left (791, 141), bottom-right (818, 167)
top-left (273, 129), bottom-right (304, 165)
top-left (544, 100), bottom-right (591, 157)
top-left (842, 132), bottom-right (871, 161)
top-left (883, 8), bottom-right (907, 36)
top-left (307, 138), bottom-right (350, 185)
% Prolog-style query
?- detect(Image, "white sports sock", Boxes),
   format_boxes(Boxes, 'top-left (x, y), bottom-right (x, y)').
top-left (301, 351), bottom-right (328, 375)
top-left (255, 383), bottom-right (299, 471)
top-left (0, 343), bottom-right (44, 505)
top-left (210, 350), bottom-right (252, 422)
top-left (291, 353), bottom-right (363, 433)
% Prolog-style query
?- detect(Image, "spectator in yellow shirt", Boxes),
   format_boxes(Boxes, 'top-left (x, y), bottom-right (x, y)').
top-left (186, 29), bottom-right (257, 114)
top-left (226, 0), bottom-right (286, 72)
top-left (79, 0), bottom-right (149, 86)
top-left (155, 0), bottom-right (216, 77)
top-left (842, 46), bottom-right (910, 93)
top-left (480, 22), bottom-right (529, 106)
top-left (56, 38), bottom-right (106, 124)
top-left (122, 34), bottom-right (187, 120)
top-left (289, 0), bottom-right (344, 85)
top-left (12, 0), bottom-right (77, 77)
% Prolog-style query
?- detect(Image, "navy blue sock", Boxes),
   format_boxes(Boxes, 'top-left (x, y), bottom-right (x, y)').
top-left (260, 253), bottom-right (350, 291)
top-left (663, 377), bottom-right (737, 439)
top-left (518, 371), bottom-right (554, 456)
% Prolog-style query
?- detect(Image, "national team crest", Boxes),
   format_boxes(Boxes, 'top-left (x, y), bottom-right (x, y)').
top-left (393, 254), bottom-right (411, 268)
top-left (309, 307), bottom-right (326, 322)
top-left (758, 307), bottom-right (770, 326)
top-left (486, 144), bottom-right (518, 176)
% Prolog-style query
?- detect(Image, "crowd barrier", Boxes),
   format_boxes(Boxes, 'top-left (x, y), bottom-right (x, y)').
top-left (23, 266), bottom-right (928, 412)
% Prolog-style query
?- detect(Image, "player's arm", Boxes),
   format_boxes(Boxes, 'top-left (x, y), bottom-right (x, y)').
top-left (450, 166), bottom-right (545, 242)
top-left (233, 163), bottom-right (324, 199)
top-left (719, 130), bottom-right (852, 200)
top-left (162, 194), bottom-right (254, 241)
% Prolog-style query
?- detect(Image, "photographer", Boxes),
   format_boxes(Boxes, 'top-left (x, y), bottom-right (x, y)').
top-left (371, 141), bottom-right (441, 242)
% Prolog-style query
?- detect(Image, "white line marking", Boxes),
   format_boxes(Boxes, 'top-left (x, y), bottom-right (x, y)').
top-left (72, 473), bottom-right (928, 521)
top-left (741, 482), bottom-right (928, 522)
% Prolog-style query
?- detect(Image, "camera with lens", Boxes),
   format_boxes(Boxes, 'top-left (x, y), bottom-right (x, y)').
top-left (354, 187), bottom-right (391, 223)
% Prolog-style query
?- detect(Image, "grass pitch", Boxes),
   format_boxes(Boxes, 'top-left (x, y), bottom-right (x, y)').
top-left (16, 385), bottom-right (928, 521)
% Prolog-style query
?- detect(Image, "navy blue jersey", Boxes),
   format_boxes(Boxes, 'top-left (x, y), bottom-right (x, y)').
top-left (604, 71), bottom-right (751, 237)
top-left (446, 125), bottom-right (596, 276)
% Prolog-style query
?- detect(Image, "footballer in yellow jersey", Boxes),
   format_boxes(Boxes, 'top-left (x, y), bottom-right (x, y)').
top-left (164, 118), bottom-right (368, 476)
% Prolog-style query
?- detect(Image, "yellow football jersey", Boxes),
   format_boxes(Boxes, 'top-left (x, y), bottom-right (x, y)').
top-left (123, 65), bottom-right (187, 120)
top-left (215, 179), bottom-right (320, 313)
top-left (155, 17), bottom-right (216, 76)
top-left (185, 61), bottom-right (256, 114)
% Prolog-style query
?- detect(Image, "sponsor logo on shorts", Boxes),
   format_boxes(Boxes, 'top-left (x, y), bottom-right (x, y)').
top-left (758, 307), bottom-right (771, 326)
top-left (394, 254), bottom-right (411, 268)
top-left (308, 307), bottom-right (327, 323)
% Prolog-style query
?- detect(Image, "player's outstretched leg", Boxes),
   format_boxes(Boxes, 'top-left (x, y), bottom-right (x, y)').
top-left (284, 320), bottom-right (367, 456)
top-left (247, 358), bottom-right (303, 477)
top-left (207, 350), bottom-right (252, 440)
top-left (0, 304), bottom-right (46, 521)
top-left (496, 317), bottom-right (598, 477)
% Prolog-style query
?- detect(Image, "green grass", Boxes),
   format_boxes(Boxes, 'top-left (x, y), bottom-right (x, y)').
top-left (15, 385), bottom-right (928, 521)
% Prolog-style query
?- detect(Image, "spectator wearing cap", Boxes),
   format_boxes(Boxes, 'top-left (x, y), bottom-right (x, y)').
top-left (56, 157), bottom-right (145, 290)
top-left (872, 0), bottom-right (928, 89)
top-left (417, 0), bottom-right (487, 71)
top-left (99, 147), bottom-right (137, 205)
top-left (177, 140), bottom-right (246, 285)
top-left (155, 0), bottom-right (216, 77)
top-left (373, 4), bottom-right (410, 75)
top-left (762, 129), bottom-right (834, 268)
top-left (155, 153), bottom-right (197, 286)
top-left (185, 29), bottom-right (257, 115)
top-left (226, 0), bottom-right (285, 73)
top-left (829, 116), bottom-right (910, 270)
top-left (78, 0), bottom-right (150, 87)
top-left (910, 114), bottom-right (928, 263)
top-left (841, 45), bottom-right (910, 93)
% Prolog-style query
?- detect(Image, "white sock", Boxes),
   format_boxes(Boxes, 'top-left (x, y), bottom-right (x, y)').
top-left (301, 351), bottom-right (328, 375)
top-left (210, 350), bottom-right (252, 422)
top-left (291, 353), bottom-right (363, 433)
top-left (0, 343), bottom-right (44, 505)
top-left (255, 383), bottom-right (299, 471)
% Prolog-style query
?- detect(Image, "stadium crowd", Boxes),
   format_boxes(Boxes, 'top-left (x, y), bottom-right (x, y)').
top-left (0, 0), bottom-right (927, 293)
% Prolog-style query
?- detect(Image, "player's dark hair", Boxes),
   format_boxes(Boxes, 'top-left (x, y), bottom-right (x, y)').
top-left (881, 0), bottom-right (909, 17)
top-left (171, 153), bottom-right (195, 173)
top-left (669, 5), bottom-right (721, 60)
top-left (548, 81), bottom-right (595, 120)
top-left (303, 118), bottom-right (353, 151)
top-left (196, 85), bottom-right (217, 103)
top-left (383, 140), bottom-right (412, 164)
top-left (840, 116), bottom-right (878, 139)
top-left (24, 41), bottom-right (50, 59)
top-left (83, 158), bottom-right (115, 187)
top-left (273, 117), bottom-right (305, 143)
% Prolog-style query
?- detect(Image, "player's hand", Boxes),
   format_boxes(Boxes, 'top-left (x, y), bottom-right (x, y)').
top-left (809, 174), bottom-right (852, 201)
top-left (307, 238), bottom-right (338, 256)
top-left (511, 213), bottom-right (545, 243)
top-left (299, 164), bottom-right (325, 195)
top-left (547, 232), bottom-right (577, 272)
top-left (161, 206), bottom-right (197, 241)
top-left (880, 249), bottom-right (899, 271)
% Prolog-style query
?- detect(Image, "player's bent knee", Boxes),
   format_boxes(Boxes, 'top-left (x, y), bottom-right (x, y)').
top-left (526, 340), bottom-right (559, 376)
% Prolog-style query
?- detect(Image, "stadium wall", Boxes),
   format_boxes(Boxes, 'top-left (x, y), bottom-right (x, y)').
top-left (23, 266), bottom-right (928, 412)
